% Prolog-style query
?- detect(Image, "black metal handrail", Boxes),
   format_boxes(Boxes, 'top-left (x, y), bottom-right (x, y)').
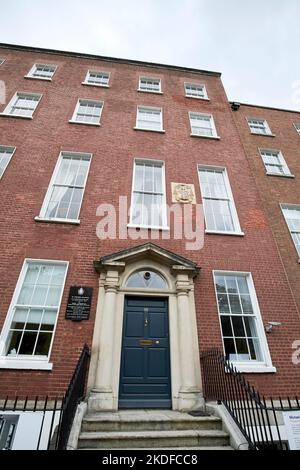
top-left (55, 343), bottom-right (90, 450)
top-left (200, 349), bottom-right (300, 450)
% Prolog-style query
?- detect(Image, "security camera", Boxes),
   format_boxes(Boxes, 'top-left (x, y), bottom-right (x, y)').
top-left (265, 321), bottom-right (282, 333)
top-left (144, 271), bottom-right (151, 280)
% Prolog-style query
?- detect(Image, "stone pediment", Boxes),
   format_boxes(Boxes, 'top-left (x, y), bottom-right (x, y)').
top-left (94, 243), bottom-right (200, 276)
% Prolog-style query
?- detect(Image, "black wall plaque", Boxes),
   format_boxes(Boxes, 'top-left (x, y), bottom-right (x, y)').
top-left (65, 286), bottom-right (93, 321)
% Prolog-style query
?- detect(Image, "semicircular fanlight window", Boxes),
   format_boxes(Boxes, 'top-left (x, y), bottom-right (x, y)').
top-left (126, 270), bottom-right (167, 289)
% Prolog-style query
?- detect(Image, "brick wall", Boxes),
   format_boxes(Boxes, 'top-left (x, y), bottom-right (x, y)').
top-left (0, 45), bottom-right (299, 397)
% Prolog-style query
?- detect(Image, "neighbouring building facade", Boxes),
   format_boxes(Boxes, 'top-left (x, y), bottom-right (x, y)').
top-left (231, 102), bottom-right (300, 315)
top-left (0, 43), bottom-right (299, 449)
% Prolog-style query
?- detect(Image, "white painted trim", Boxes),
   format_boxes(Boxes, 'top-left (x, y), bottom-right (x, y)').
top-left (259, 148), bottom-right (292, 176)
top-left (38, 151), bottom-right (92, 222)
top-left (247, 116), bottom-right (273, 136)
top-left (135, 105), bottom-right (164, 132)
top-left (212, 270), bottom-right (275, 372)
top-left (138, 76), bottom-right (162, 93)
top-left (0, 359), bottom-right (53, 370)
top-left (184, 82), bottom-right (209, 100)
top-left (190, 134), bottom-right (220, 139)
top-left (34, 216), bottom-right (80, 225)
top-left (205, 230), bottom-right (245, 236)
top-left (82, 70), bottom-right (111, 87)
top-left (0, 258), bottom-right (69, 367)
top-left (189, 111), bottom-right (218, 138)
top-left (1, 91), bottom-right (42, 118)
top-left (198, 164), bottom-right (243, 235)
top-left (129, 158), bottom-right (168, 230)
top-left (0, 145), bottom-right (16, 179)
top-left (70, 99), bottom-right (103, 125)
top-left (293, 122), bottom-right (300, 136)
top-left (25, 63), bottom-right (57, 81)
top-left (280, 203), bottom-right (300, 258)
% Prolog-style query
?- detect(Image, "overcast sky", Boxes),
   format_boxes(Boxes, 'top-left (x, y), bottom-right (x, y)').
top-left (1, 0), bottom-right (299, 110)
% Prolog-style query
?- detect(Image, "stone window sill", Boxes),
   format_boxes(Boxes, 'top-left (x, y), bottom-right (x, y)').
top-left (134, 127), bottom-right (165, 134)
top-left (35, 216), bottom-right (80, 225)
top-left (0, 358), bottom-right (53, 370)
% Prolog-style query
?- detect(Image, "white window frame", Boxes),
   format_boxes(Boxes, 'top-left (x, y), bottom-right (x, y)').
top-left (0, 259), bottom-right (69, 370)
top-left (138, 76), bottom-right (162, 94)
top-left (280, 203), bottom-right (300, 259)
top-left (35, 151), bottom-right (92, 224)
top-left (184, 82), bottom-right (208, 100)
top-left (82, 70), bottom-right (110, 87)
top-left (0, 146), bottom-right (16, 179)
top-left (134, 106), bottom-right (165, 133)
top-left (259, 148), bottom-right (293, 177)
top-left (294, 123), bottom-right (300, 136)
top-left (1, 92), bottom-right (42, 119)
top-left (0, 59), bottom-right (5, 66)
top-left (69, 99), bottom-right (103, 126)
top-left (247, 117), bottom-right (273, 136)
top-left (128, 158), bottom-right (169, 230)
top-left (213, 270), bottom-right (276, 373)
top-left (189, 112), bottom-right (219, 139)
top-left (198, 165), bottom-right (244, 236)
top-left (25, 63), bottom-right (57, 81)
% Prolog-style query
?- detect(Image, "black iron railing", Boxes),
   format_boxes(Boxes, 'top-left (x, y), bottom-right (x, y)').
top-left (0, 344), bottom-right (90, 450)
top-left (56, 343), bottom-right (90, 449)
top-left (201, 349), bottom-right (300, 450)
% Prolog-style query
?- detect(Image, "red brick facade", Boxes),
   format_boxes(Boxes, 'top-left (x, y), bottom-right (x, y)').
top-left (0, 44), bottom-right (299, 398)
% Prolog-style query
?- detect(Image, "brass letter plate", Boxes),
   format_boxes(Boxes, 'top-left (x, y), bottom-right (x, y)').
top-left (139, 339), bottom-right (153, 346)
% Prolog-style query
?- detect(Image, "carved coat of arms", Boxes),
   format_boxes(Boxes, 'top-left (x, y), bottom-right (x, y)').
top-left (171, 183), bottom-right (196, 204)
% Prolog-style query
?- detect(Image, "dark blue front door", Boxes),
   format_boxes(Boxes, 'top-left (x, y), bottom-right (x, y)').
top-left (119, 296), bottom-right (171, 408)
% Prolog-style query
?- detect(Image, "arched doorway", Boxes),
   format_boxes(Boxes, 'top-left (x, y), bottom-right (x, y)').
top-left (87, 243), bottom-right (203, 412)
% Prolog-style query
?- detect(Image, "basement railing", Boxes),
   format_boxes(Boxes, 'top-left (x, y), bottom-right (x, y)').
top-left (200, 349), bottom-right (300, 450)
top-left (0, 343), bottom-right (90, 450)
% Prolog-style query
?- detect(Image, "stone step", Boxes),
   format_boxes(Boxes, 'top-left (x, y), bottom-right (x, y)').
top-left (82, 414), bottom-right (222, 433)
top-left (78, 429), bottom-right (230, 449)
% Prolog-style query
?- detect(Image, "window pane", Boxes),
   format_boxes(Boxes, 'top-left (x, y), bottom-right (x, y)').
top-left (35, 333), bottom-right (52, 355)
top-left (235, 338), bottom-right (250, 361)
top-left (221, 316), bottom-right (233, 337)
top-left (232, 316), bottom-right (246, 337)
top-left (224, 338), bottom-right (237, 361)
top-left (217, 294), bottom-right (230, 313)
top-left (18, 331), bottom-right (38, 355)
top-left (6, 262), bottom-right (67, 358)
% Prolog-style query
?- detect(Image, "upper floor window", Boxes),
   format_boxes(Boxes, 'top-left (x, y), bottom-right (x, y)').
top-left (281, 204), bottom-right (300, 257)
top-left (0, 59), bottom-right (5, 66)
top-left (247, 118), bottom-right (272, 135)
top-left (198, 166), bottom-right (242, 235)
top-left (135, 106), bottom-right (164, 132)
top-left (0, 146), bottom-right (16, 179)
top-left (37, 152), bottom-right (92, 223)
top-left (138, 77), bottom-right (162, 93)
top-left (126, 270), bottom-right (167, 289)
top-left (213, 271), bottom-right (273, 371)
top-left (2, 92), bottom-right (41, 118)
top-left (70, 99), bottom-right (103, 125)
top-left (129, 159), bottom-right (167, 229)
top-left (26, 63), bottom-right (56, 80)
top-left (294, 123), bottom-right (300, 136)
top-left (259, 149), bottom-right (292, 177)
top-left (83, 70), bottom-right (110, 87)
top-left (189, 112), bottom-right (218, 138)
top-left (0, 260), bottom-right (68, 364)
top-left (185, 83), bottom-right (208, 99)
